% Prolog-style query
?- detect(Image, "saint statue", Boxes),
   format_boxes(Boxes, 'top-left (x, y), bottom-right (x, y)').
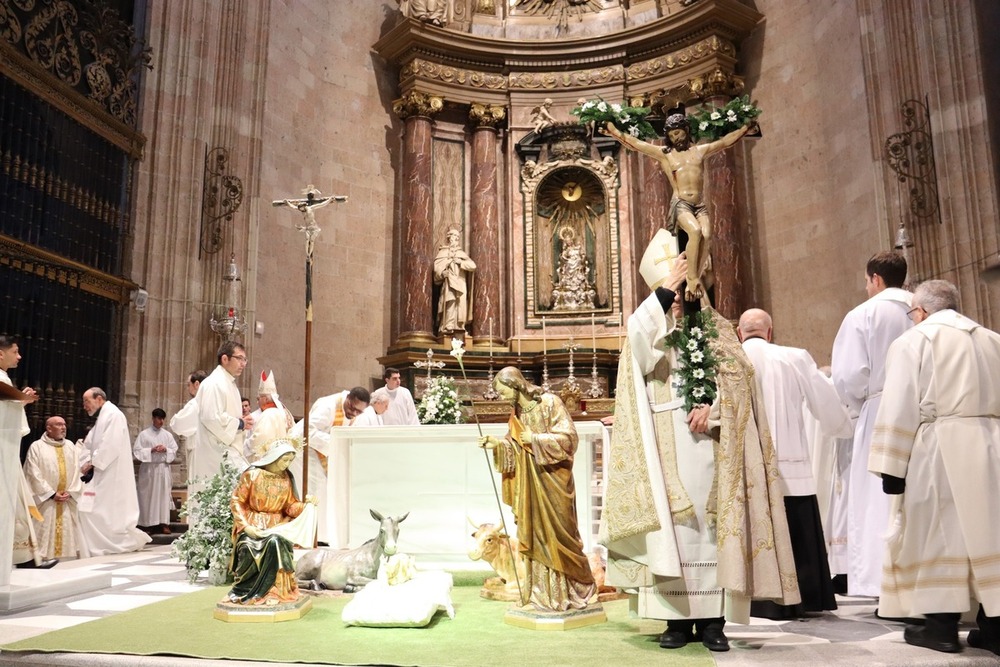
top-left (398, 0), bottom-right (448, 26)
top-left (530, 98), bottom-right (558, 134)
top-left (478, 367), bottom-right (596, 611)
top-left (604, 114), bottom-right (753, 302)
top-left (433, 228), bottom-right (477, 334)
top-left (226, 439), bottom-right (317, 606)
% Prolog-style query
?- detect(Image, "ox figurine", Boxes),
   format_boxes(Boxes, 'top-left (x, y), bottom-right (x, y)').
top-left (295, 509), bottom-right (408, 592)
top-left (468, 519), bottom-right (526, 599)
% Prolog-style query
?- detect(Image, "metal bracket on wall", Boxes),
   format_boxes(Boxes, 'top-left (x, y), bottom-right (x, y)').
top-left (199, 147), bottom-right (244, 257)
top-left (884, 96), bottom-right (942, 225)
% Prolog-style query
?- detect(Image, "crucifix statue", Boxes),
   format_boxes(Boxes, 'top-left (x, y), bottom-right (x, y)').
top-left (272, 185), bottom-right (347, 515)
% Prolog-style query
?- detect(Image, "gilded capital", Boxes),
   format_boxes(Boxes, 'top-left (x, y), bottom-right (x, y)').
top-left (392, 90), bottom-right (444, 120)
top-left (468, 102), bottom-right (506, 128)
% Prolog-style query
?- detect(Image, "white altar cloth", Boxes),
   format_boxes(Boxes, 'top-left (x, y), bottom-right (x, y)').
top-left (323, 422), bottom-right (602, 563)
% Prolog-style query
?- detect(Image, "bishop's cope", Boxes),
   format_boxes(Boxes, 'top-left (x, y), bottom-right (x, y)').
top-left (600, 226), bottom-right (800, 652)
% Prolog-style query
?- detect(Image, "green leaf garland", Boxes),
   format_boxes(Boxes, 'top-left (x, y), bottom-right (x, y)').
top-left (663, 310), bottom-right (720, 412)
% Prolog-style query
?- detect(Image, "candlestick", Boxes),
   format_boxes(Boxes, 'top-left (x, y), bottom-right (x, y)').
top-left (516, 316), bottom-right (521, 357)
top-left (489, 321), bottom-right (494, 360)
top-left (591, 312), bottom-right (596, 352)
top-left (542, 315), bottom-right (547, 352)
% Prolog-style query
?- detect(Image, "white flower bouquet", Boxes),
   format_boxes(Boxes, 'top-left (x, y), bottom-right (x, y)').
top-left (571, 98), bottom-right (658, 140)
top-left (171, 457), bottom-right (241, 584)
top-left (417, 376), bottom-right (465, 425)
top-left (663, 310), bottom-right (720, 411)
top-left (688, 94), bottom-right (761, 142)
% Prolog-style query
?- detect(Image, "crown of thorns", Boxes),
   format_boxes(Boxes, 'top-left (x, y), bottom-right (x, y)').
top-left (665, 113), bottom-right (689, 132)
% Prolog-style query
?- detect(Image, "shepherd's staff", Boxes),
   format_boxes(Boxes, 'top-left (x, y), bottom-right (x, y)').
top-left (272, 186), bottom-right (347, 545)
top-left (448, 337), bottom-right (524, 602)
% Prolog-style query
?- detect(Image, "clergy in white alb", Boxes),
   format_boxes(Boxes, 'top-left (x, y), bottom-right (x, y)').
top-left (601, 239), bottom-right (798, 651)
top-left (1, 337), bottom-right (41, 583)
top-left (79, 387), bottom-right (151, 555)
top-left (380, 368), bottom-right (419, 426)
top-left (352, 388), bottom-right (389, 426)
top-left (830, 251), bottom-right (911, 596)
top-left (24, 416), bottom-right (89, 559)
top-left (133, 408), bottom-right (178, 530)
top-left (168, 370), bottom-right (205, 474)
top-left (738, 308), bottom-right (852, 618)
top-left (192, 342), bottom-right (251, 494)
top-left (288, 386), bottom-right (368, 546)
top-left (245, 370), bottom-right (293, 461)
top-left (869, 280), bottom-right (1000, 654)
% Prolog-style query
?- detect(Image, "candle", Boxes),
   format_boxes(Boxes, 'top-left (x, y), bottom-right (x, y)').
top-left (489, 321), bottom-right (494, 360)
top-left (591, 312), bottom-right (596, 352)
top-left (542, 315), bottom-right (546, 353)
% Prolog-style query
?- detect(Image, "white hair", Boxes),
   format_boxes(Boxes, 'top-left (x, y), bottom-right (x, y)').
top-left (913, 279), bottom-right (959, 314)
top-left (370, 387), bottom-right (391, 406)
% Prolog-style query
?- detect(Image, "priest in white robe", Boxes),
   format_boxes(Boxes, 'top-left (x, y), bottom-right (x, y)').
top-left (352, 388), bottom-right (390, 426)
top-left (193, 342), bottom-right (251, 493)
top-left (380, 368), bottom-right (420, 426)
top-left (79, 387), bottom-right (150, 555)
top-left (870, 280), bottom-right (1000, 655)
top-left (24, 415), bottom-right (89, 559)
top-left (830, 251), bottom-right (911, 596)
top-left (289, 386), bottom-right (368, 546)
top-left (1, 336), bottom-right (44, 581)
top-left (133, 408), bottom-right (178, 533)
top-left (601, 237), bottom-right (798, 652)
top-left (738, 308), bottom-right (852, 618)
top-left (168, 370), bottom-right (205, 479)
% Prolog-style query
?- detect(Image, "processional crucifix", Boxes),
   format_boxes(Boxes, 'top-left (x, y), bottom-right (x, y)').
top-left (272, 185), bottom-right (347, 513)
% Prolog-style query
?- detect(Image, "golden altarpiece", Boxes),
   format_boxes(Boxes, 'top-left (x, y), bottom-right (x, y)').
top-left (375, 0), bottom-right (762, 417)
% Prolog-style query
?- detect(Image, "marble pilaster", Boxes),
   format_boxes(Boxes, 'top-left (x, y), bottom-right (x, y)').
top-left (468, 103), bottom-right (505, 345)
top-left (393, 91), bottom-right (443, 346)
top-left (632, 141), bottom-right (671, 302)
top-left (705, 148), bottom-right (749, 320)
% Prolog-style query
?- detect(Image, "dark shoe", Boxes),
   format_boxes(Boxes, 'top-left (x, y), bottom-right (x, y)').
top-left (659, 628), bottom-right (694, 649)
top-left (969, 628), bottom-right (1000, 655)
top-left (700, 624), bottom-right (730, 652)
top-left (161, 524), bottom-right (172, 535)
top-left (904, 623), bottom-right (961, 653)
top-left (15, 558), bottom-right (58, 569)
top-left (832, 573), bottom-right (848, 596)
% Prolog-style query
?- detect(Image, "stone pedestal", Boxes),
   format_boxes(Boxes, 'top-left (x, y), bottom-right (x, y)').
top-left (213, 594), bottom-right (312, 623)
top-left (503, 603), bottom-right (607, 630)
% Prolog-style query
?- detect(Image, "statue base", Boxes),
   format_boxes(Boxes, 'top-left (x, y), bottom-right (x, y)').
top-left (213, 594), bottom-right (313, 623)
top-left (503, 602), bottom-right (607, 631)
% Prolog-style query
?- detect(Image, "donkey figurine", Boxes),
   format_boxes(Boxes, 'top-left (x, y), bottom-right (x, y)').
top-left (295, 509), bottom-right (408, 592)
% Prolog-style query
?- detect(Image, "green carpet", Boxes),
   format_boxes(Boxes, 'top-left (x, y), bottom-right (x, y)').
top-left (1, 586), bottom-right (715, 666)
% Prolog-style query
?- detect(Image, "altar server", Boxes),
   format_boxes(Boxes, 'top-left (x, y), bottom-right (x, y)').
top-left (193, 342), bottom-right (251, 491)
top-left (168, 370), bottom-right (205, 470)
top-left (133, 408), bottom-right (178, 533)
top-left (381, 367), bottom-right (420, 426)
top-left (830, 251), bottom-right (911, 596)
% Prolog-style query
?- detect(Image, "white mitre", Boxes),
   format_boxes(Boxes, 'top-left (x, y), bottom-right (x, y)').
top-left (639, 228), bottom-right (680, 290)
top-left (258, 370), bottom-right (277, 397)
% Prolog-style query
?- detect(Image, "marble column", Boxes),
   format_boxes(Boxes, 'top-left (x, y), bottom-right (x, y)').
top-left (392, 91), bottom-right (443, 347)
top-left (632, 139), bottom-right (671, 302)
top-left (703, 88), bottom-right (750, 320)
top-left (468, 103), bottom-right (505, 345)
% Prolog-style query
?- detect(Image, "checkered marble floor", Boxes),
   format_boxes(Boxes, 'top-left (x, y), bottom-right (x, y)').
top-left (1, 546), bottom-right (999, 666)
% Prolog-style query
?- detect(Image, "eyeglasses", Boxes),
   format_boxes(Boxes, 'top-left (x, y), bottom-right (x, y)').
top-left (230, 355), bottom-right (248, 363)
top-left (906, 306), bottom-right (925, 322)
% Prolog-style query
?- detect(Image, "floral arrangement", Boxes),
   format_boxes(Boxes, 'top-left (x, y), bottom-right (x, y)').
top-left (687, 94), bottom-right (761, 143)
top-left (571, 98), bottom-right (658, 140)
top-left (663, 310), bottom-right (720, 412)
top-left (417, 376), bottom-right (464, 425)
top-left (171, 457), bottom-right (241, 584)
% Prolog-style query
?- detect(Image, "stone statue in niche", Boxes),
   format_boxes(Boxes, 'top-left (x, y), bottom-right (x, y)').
top-left (433, 228), bottom-right (477, 334)
top-left (534, 168), bottom-right (609, 311)
top-left (398, 0), bottom-right (448, 26)
top-left (551, 234), bottom-right (596, 310)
